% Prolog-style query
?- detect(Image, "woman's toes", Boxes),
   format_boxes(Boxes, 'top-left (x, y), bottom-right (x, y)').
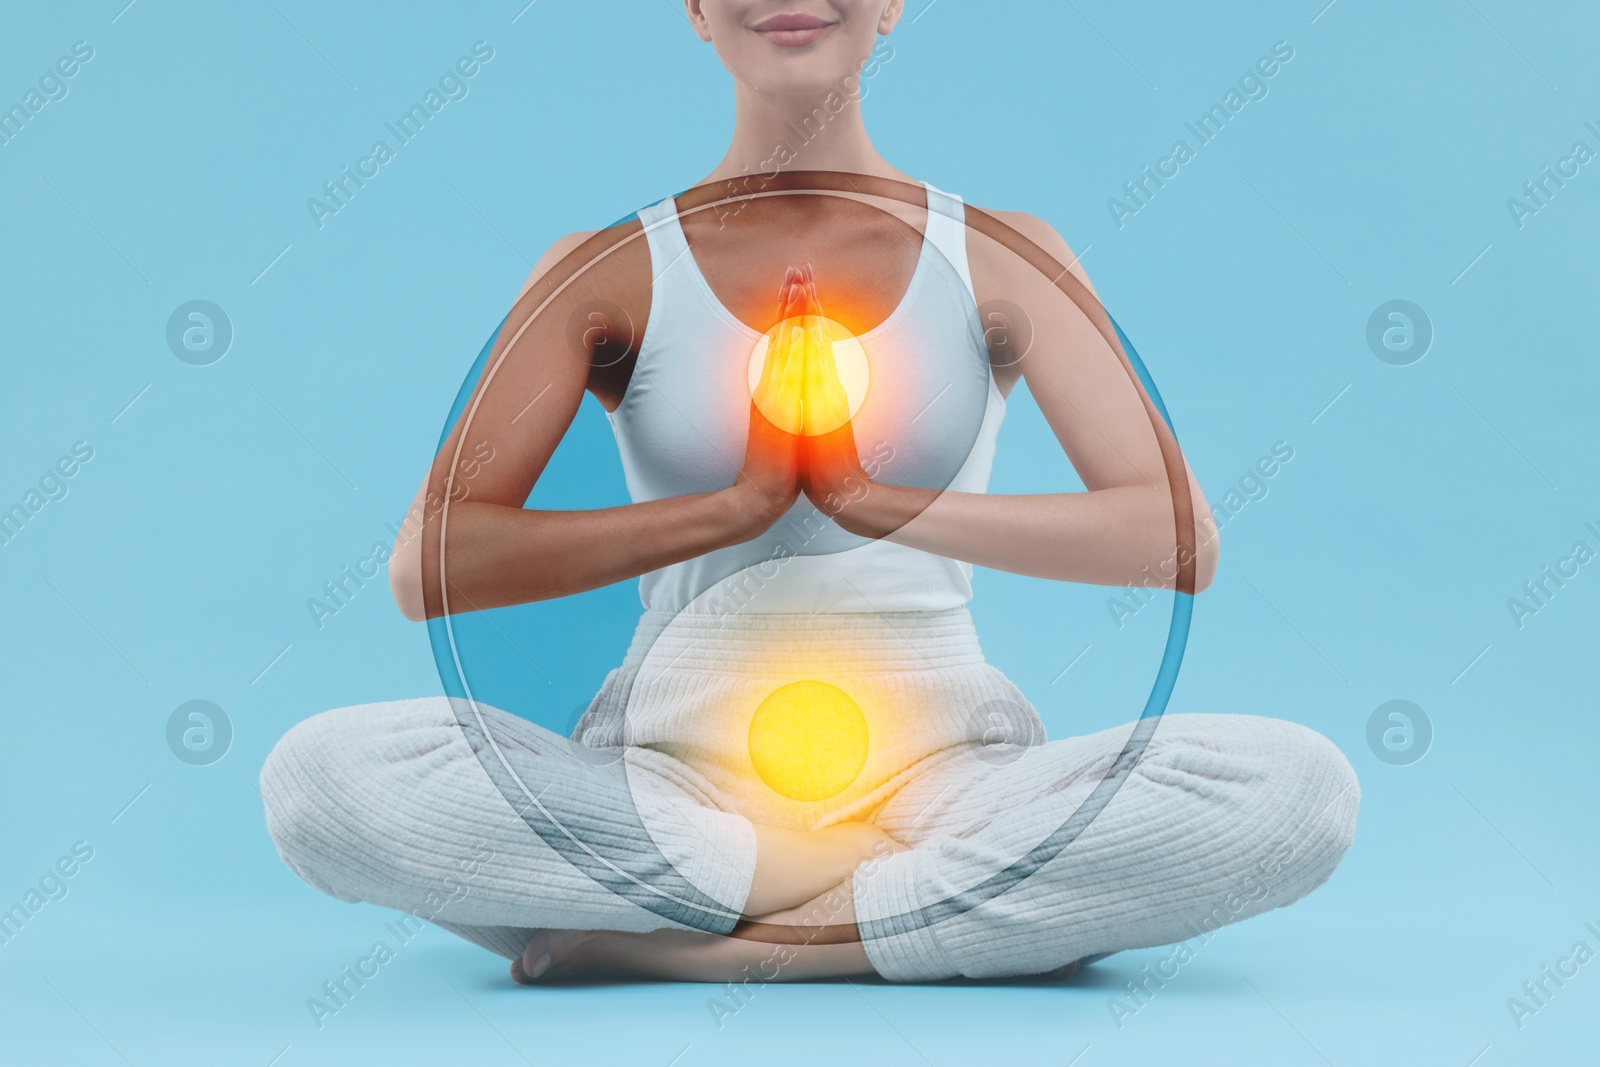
top-left (514, 929), bottom-right (601, 984)
top-left (1037, 958), bottom-right (1082, 981)
top-left (515, 930), bottom-right (555, 984)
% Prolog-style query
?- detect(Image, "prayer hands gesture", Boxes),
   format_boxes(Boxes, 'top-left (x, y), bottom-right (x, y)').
top-left (737, 264), bottom-right (875, 536)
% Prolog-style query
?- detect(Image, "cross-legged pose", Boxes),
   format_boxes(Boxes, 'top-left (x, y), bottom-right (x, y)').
top-left (261, 0), bottom-right (1359, 985)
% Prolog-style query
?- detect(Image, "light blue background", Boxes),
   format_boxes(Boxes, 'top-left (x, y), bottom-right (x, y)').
top-left (2, 1), bottom-right (1597, 1064)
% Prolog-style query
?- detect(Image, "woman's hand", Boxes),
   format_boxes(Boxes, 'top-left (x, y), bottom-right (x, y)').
top-left (794, 265), bottom-right (851, 438)
top-left (803, 420), bottom-right (874, 529)
top-left (786, 265), bottom-right (880, 534)
top-left (728, 266), bottom-right (808, 536)
top-left (737, 262), bottom-right (913, 541)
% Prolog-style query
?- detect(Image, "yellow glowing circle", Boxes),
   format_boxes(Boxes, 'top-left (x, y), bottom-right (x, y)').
top-left (746, 316), bottom-right (870, 436)
top-left (747, 680), bottom-right (870, 802)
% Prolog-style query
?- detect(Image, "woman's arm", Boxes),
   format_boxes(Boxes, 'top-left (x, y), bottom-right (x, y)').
top-left (816, 480), bottom-right (1212, 590)
top-left (806, 209), bottom-right (1219, 593)
top-left (390, 228), bottom-right (804, 621)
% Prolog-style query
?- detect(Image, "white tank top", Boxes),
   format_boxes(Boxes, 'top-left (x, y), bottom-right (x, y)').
top-left (608, 182), bottom-right (1006, 614)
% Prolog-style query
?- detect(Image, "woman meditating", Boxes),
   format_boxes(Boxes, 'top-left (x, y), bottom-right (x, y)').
top-left (261, 0), bottom-right (1359, 985)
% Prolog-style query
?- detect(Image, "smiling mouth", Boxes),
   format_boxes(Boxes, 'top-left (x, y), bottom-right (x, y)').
top-left (751, 12), bottom-right (838, 48)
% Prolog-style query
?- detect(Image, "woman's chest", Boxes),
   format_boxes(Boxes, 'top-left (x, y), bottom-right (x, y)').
top-left (613, 284), bottom-right (996, 501)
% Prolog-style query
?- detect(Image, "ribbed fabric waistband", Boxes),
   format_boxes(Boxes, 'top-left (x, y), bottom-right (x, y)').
top-left (619, 607), bottom-right (989, 675)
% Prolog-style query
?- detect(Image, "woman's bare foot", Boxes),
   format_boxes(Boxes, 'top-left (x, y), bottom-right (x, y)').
top-left (510, 929), bottom-right (610, 983)
top-left (1036, 958), bottom-right (1082, 980)
top-left (511, 877), bottom-right (877, 984)
top-left (509, 821), bottom-right (906, 984)
top-left (511, 927), bottom-right (783, 984)
top-left (512, 925), bottom-right (875, 984)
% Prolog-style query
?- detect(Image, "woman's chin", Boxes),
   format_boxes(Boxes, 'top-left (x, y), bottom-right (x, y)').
top-left (722, 44), bottom-right (874, 97)
top-left (740, 72), bottom-right (859, 99)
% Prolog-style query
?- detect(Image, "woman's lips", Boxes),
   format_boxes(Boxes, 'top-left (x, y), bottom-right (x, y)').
top-left (751, 12), bottom-right (837, 48)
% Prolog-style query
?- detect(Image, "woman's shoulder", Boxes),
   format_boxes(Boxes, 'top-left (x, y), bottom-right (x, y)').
top-left (961, 201), bottom-right (1099, 301)
top-left (513, 216), bottom-right (651, 303)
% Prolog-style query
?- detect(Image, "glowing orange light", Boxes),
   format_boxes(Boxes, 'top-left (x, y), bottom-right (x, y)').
top-left (747, 315), bottom-right (869, 436)
top-left (747, 680), bottom-right (870, 802)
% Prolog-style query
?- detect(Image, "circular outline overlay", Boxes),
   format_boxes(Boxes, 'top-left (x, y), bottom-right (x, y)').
top-left (426, 172), bottom-right (1197, 946)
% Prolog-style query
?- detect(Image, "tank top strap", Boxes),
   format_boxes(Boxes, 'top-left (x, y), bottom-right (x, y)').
top-left (636, 194), bottom-right (695, 286)
top-left (916, 182), bottom-right (974, 298)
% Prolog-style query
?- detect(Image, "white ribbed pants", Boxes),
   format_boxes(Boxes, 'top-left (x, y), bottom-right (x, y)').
top-left (260, 611), bottom-right (1360, 982)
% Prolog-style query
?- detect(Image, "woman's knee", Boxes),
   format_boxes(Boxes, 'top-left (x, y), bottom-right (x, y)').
top-left (259, 698), bottom-right (458, 900)
top-left (261, 705), bottom-right (371, 897)
top-left (1139, 714), bottom-right (1360, 897)
top-left (1273, 718), bottom-right (1361, 891)
top-left (1201, 714), bottom-right (1358, 898)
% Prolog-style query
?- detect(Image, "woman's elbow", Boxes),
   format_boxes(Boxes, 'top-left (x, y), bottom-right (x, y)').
top-left (1193, 540), bottom-right (1219, 593)
top-left (389, 548), bottom-right (428, 622)
top-left (1191, 519), bottom-right (1220, 594)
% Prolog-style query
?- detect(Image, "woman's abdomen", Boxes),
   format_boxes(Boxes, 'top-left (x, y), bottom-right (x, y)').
top-left (571, 607), bottom-right (1044, 829)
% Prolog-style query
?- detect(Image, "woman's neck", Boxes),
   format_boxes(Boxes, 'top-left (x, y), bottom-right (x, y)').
top-left (701, 81), bottom-right (914, 187)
